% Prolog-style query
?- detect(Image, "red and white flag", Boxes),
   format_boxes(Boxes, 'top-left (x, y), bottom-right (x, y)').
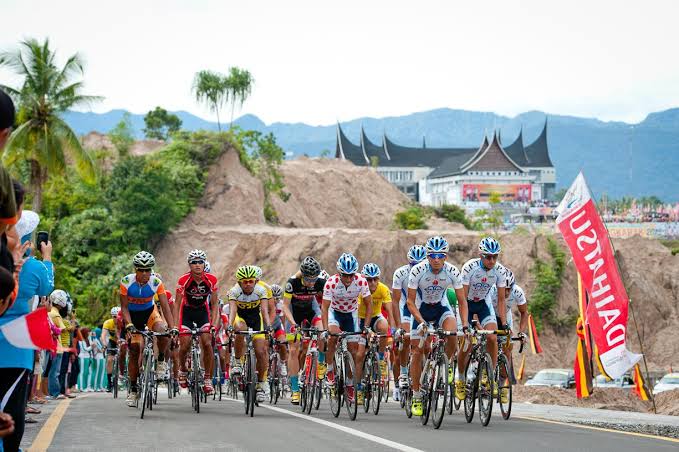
top-left (0, 307), bottom-right (57, 351)
top-left (555, 172), bottom-right (641, 379)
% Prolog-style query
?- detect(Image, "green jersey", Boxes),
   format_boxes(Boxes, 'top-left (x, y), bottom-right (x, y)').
top-left (446, 287), bottom-right (458, 308)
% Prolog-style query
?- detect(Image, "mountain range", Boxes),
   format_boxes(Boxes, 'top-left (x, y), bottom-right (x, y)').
top-left (62, 107), bottom-right (679, 201)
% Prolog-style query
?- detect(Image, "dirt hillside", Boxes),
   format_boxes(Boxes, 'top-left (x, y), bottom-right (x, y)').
top-left (154, 146), bottom-right (679, 404)
top-left (81, 131), bottom-right (165, 156)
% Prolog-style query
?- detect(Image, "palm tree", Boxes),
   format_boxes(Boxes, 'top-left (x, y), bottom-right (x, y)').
top-left (0, 38), bottom-right (100, 212)
top-left (224, 67), bottom-right (254, 129)
top-left (192, 70), bottom-right (229, 131)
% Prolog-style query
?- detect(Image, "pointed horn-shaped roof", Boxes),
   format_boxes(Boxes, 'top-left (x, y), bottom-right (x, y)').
top-left (524, 117), bottom-right (553, 167)
top-left (336, 123), bottom-right (368, 165)
top-left (460, 130), bottom-right (524, 172)
top-left (503, 125), bottom-right (529, 166)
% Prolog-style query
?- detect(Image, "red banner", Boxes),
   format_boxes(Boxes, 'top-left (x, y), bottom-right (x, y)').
top-left (556, 173), bottom-right (641, 379)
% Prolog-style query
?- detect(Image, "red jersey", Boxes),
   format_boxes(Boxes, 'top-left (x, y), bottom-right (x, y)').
top-left (176, 272), bottom-right (219, 309)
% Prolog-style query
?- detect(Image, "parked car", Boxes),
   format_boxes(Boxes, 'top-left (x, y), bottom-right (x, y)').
top-left (652, 373), bottom-right (679, 395)
top-left (593, 374), bottom-right (635, 389)
top-left (525, 369), bottom-right (575, 388)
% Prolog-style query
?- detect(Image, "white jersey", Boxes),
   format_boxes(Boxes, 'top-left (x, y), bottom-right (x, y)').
top-left (392, 264), bottom-right (412, 305)
top-left (323, 274), bottom-right (371, 313)
top-left (461, 258), bottom-right (506, 302)
top-left (485, 284), bottom-right (527, 312)
top-left (407, 261), bottom-right (463, 307)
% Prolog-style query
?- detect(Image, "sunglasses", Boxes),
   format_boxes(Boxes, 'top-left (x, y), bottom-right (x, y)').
top-left (482, 254), bottom-right (498, 260)
top-left (340, 273), bottom-right (354, 279)
top-left (365, 277), bottom-right (379, 282)
top-left (240, 278), bottom-right (257, 284)
top-left (428, 253), bottom-right (447, 259)
top-left (303, 277), bottom-right (318, 283)
top-left (135, 268), bottom-right (152, 273)
top-left (189, 260), bottom-right (205, 265)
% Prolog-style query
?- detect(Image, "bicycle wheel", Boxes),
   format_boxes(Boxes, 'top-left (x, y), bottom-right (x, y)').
top-left (453, 358), bottom-right (462, 412)
top-left (362, 355), bottom-right (372, 413)
top-left (304, 355), bottom-right (317, 415)
top-left (404, 385), bottom-right (413, 418)
top-left (463, 357), bottom-right (477, 423)
top-left (343, 351), bottom-right (358, 421)
top-left (214, 352), bottom-right (221, 401)
top-left (268, 353), bottom-right (277, 404)
top-left (314, 381), bottom-right (322, 410)
top-left (167, 358), bottom-right (173, 399)
top-left (478, 353), bottom-right (494, 427)
top-left (248, 348), bottom-right (257, 417)
top-left (140, 351), bottom-right (151, 419)
top-left (496, 355), bottom-right (512, 420)
top-left (152, 358), bottom-right (158, 407)
top-left (432, 355), bottom-right (449, 429)
top-left (372, 357), bottom-right (382, 415)
top-left (112, 357), bottom-right (119, 399)
top-left (329, 354), bottom-right (342, 417)
top-left (193, 348), bottom-right (201, 414)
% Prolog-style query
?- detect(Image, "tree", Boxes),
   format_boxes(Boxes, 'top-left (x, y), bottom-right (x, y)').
top-left (109, 112), bottom-right (134, 158)
top-left (319, 149), bottom-right (331, 158)
top-left (192, 70), bottom-right (228, 131)
top-left (143, 107), bottom-right (182, 140)
top-left (224, 67), bottom-right (254, 129)
top-left (0, 38), bottom-right (100, 211)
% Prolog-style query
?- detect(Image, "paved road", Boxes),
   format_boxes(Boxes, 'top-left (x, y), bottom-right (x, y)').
top-left (23, 390), bottom-right (678, 451)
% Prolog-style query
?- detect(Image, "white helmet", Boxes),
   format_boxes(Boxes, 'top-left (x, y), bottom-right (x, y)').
top-left (204, 260), bottom-right (212, 273)
top-left (50, 290), bottom-right (69, 307)
top-left (187, 249), bottom-right (207, 262)
top-left (253, 266), bottom-right (263, 279)
top-left (111, 306), bottom-right (121, 317)
top-left (133, 251), bottom-right (155, 269)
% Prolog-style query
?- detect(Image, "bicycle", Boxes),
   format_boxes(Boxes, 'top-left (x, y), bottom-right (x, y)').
top-left (448, 336), bottom-right (462, 414)
top-left (234, 328), bottom-right (267, 417)
top-left (361, 328), bottom-right (388, 415)
top-left (417, 323), bottom-right (457, 429)
top-left (382, 342), bottom-right (393, 404)
top-left (131, 328), bottom-right (172, 419)
top-left (109, 345), bottom-right (120, 399)
top-left (462, 320), bottom-right (497, 427)
top-left (298, 326), bottom-right (324, 414)
top-left (212, 338), bottom-right (224, 401)
top-left (227, 336), bottom-right (239, 400)
top-left (394, 331), bottom-right (413, 418)
top-left (327, 331), bottom-right (364, 421)
top-left (179, 324), bottom-right (211, 414)
top-left (267, 333), bottom-right (287, 405)
top-left (495, 330), bottom-right (524, 420)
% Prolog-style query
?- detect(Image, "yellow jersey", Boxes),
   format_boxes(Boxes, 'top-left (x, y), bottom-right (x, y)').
top-left (103, 318), bottom-right (117, 335)
top-left (359, 281), bottom-right (391, 319)
top-left (257, 280), bottom-right (273, 299)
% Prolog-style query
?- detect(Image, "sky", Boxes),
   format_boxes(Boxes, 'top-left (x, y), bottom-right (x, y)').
top-left (1, 0), bottom-right (678, 126)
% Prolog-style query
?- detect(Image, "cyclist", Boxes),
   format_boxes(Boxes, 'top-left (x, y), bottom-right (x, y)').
top-left (228, 265), bottom-right (272, 402)
top-left (456, 236), bottom-right (507, 401)
top-left (357, 263), bottom-right (393, 405)
top-left (323, 253), bottom-right (372, 404)
top-left (282, 256), bottom-right (326, 405)
top-left (268, 283), bottom-right (288, 378)
top-left (392, 244), bottom-right (427, 397)
top-left (485, 267), bottom-right (528, 403)
top-left (175, 249), bottom-right (220, 395)
top-left (407, 236), bottom-right (467, 416)
top-left (120, 251), bottom-right (176, 407)
top-left (102, 307), bottom-right (121, 392)
top-left (216, 301), bottom-right (231, 386)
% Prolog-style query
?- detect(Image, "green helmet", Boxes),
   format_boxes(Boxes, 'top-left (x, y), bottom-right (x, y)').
top-left (236, 265), bottom-right (258, 281)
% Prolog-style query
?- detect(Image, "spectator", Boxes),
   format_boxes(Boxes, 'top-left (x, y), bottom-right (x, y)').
top-left (46, 290), bottom-right (68, 401)
top-left (91, 328), bottom-right (106, 391)
top-left (77, 328), bottom-right (93, 392)
top-left (0, 208), bottom-right (53, 452)
top-left (68, 325), bottom-right (81, 394)
top-left (0, 90), bottom-right (17, 277)
top-left (58, 298), bottom-right (76, 398)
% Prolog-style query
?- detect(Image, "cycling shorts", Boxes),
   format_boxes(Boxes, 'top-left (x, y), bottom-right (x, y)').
top-left (467, 300), bottom-right (495, 327)
top-left (234, 310), bottom-right (265, 340)
top-left (292, 304), bottom-right (321, 328)
top-left (359, 314), bottom-right (387, 331)
top-left (180, 305), bottom-right (210, 333)
top-left (128, 306), bottom-right (165, 345)
top-left (328, 309), bottom-right (362, 344)
top-left (400, 299), bottom-right (412, 324)
top-left (411, 303), bottom-right (453, 339)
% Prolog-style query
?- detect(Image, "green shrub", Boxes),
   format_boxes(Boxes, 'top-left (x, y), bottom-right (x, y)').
top-left (432, 204), bottom-right (479, 230)
top-left (394, 205), bottom-right (429, 230)
top-left (528, 237), bottom-right (567, 332)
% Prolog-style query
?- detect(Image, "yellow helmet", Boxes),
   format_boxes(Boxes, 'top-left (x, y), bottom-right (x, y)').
top-left (236, 265), bottom-right (258, 281)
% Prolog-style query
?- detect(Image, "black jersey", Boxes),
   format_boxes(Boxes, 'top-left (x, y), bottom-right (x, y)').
top-left (284, 276), bottom-right (326, 310)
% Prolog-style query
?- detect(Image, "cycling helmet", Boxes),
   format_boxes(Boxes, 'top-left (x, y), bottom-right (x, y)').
top-left (253, 266), bottom-right (263, 279)
top-left (407, 245), bottom-right (427, 265)
top-left (361, 263), bottom-right (381, 278)
top-left (425, 236), bottom-right (449, 254)
top-left (111, 306), bottom-right (121, 317)
top-left (300, 256), bottom-right (321, 279)
top-left (479, 237), bottom-right (501, 255)
top-left (187, 249), bottom-right (207, 262)
top-left (503, 267), bottom-right (515, 288)
top-left (133, 251), bottom-right (155, 269)
top-left (319, 269), bottom-right (330, 281)
top-left (66, 302), bottom-right (73, 315)
top-left (336, 253), bottom-right (359, 275)
top-left (271, 284), bottom-right (283, 298)
top-left (204, 261), bottom-right (212, 273)
top-left (236, 265), bottom-right (258, 281)
top-left (50, 289), bottom-right (69, 307)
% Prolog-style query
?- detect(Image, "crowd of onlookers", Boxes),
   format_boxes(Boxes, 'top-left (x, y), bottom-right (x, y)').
top-left (0, 90), bottom-right (112, 452)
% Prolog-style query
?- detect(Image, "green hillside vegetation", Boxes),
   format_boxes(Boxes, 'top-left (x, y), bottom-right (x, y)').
top-left (33, 129), bottom-right (283, 326)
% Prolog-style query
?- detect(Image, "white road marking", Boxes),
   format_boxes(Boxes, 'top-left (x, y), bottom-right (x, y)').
top-left (225, 399), bottom-right (424, 452)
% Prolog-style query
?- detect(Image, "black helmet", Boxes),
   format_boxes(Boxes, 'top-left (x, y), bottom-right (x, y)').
top-left (300, 256), bottom-right (321, 279)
